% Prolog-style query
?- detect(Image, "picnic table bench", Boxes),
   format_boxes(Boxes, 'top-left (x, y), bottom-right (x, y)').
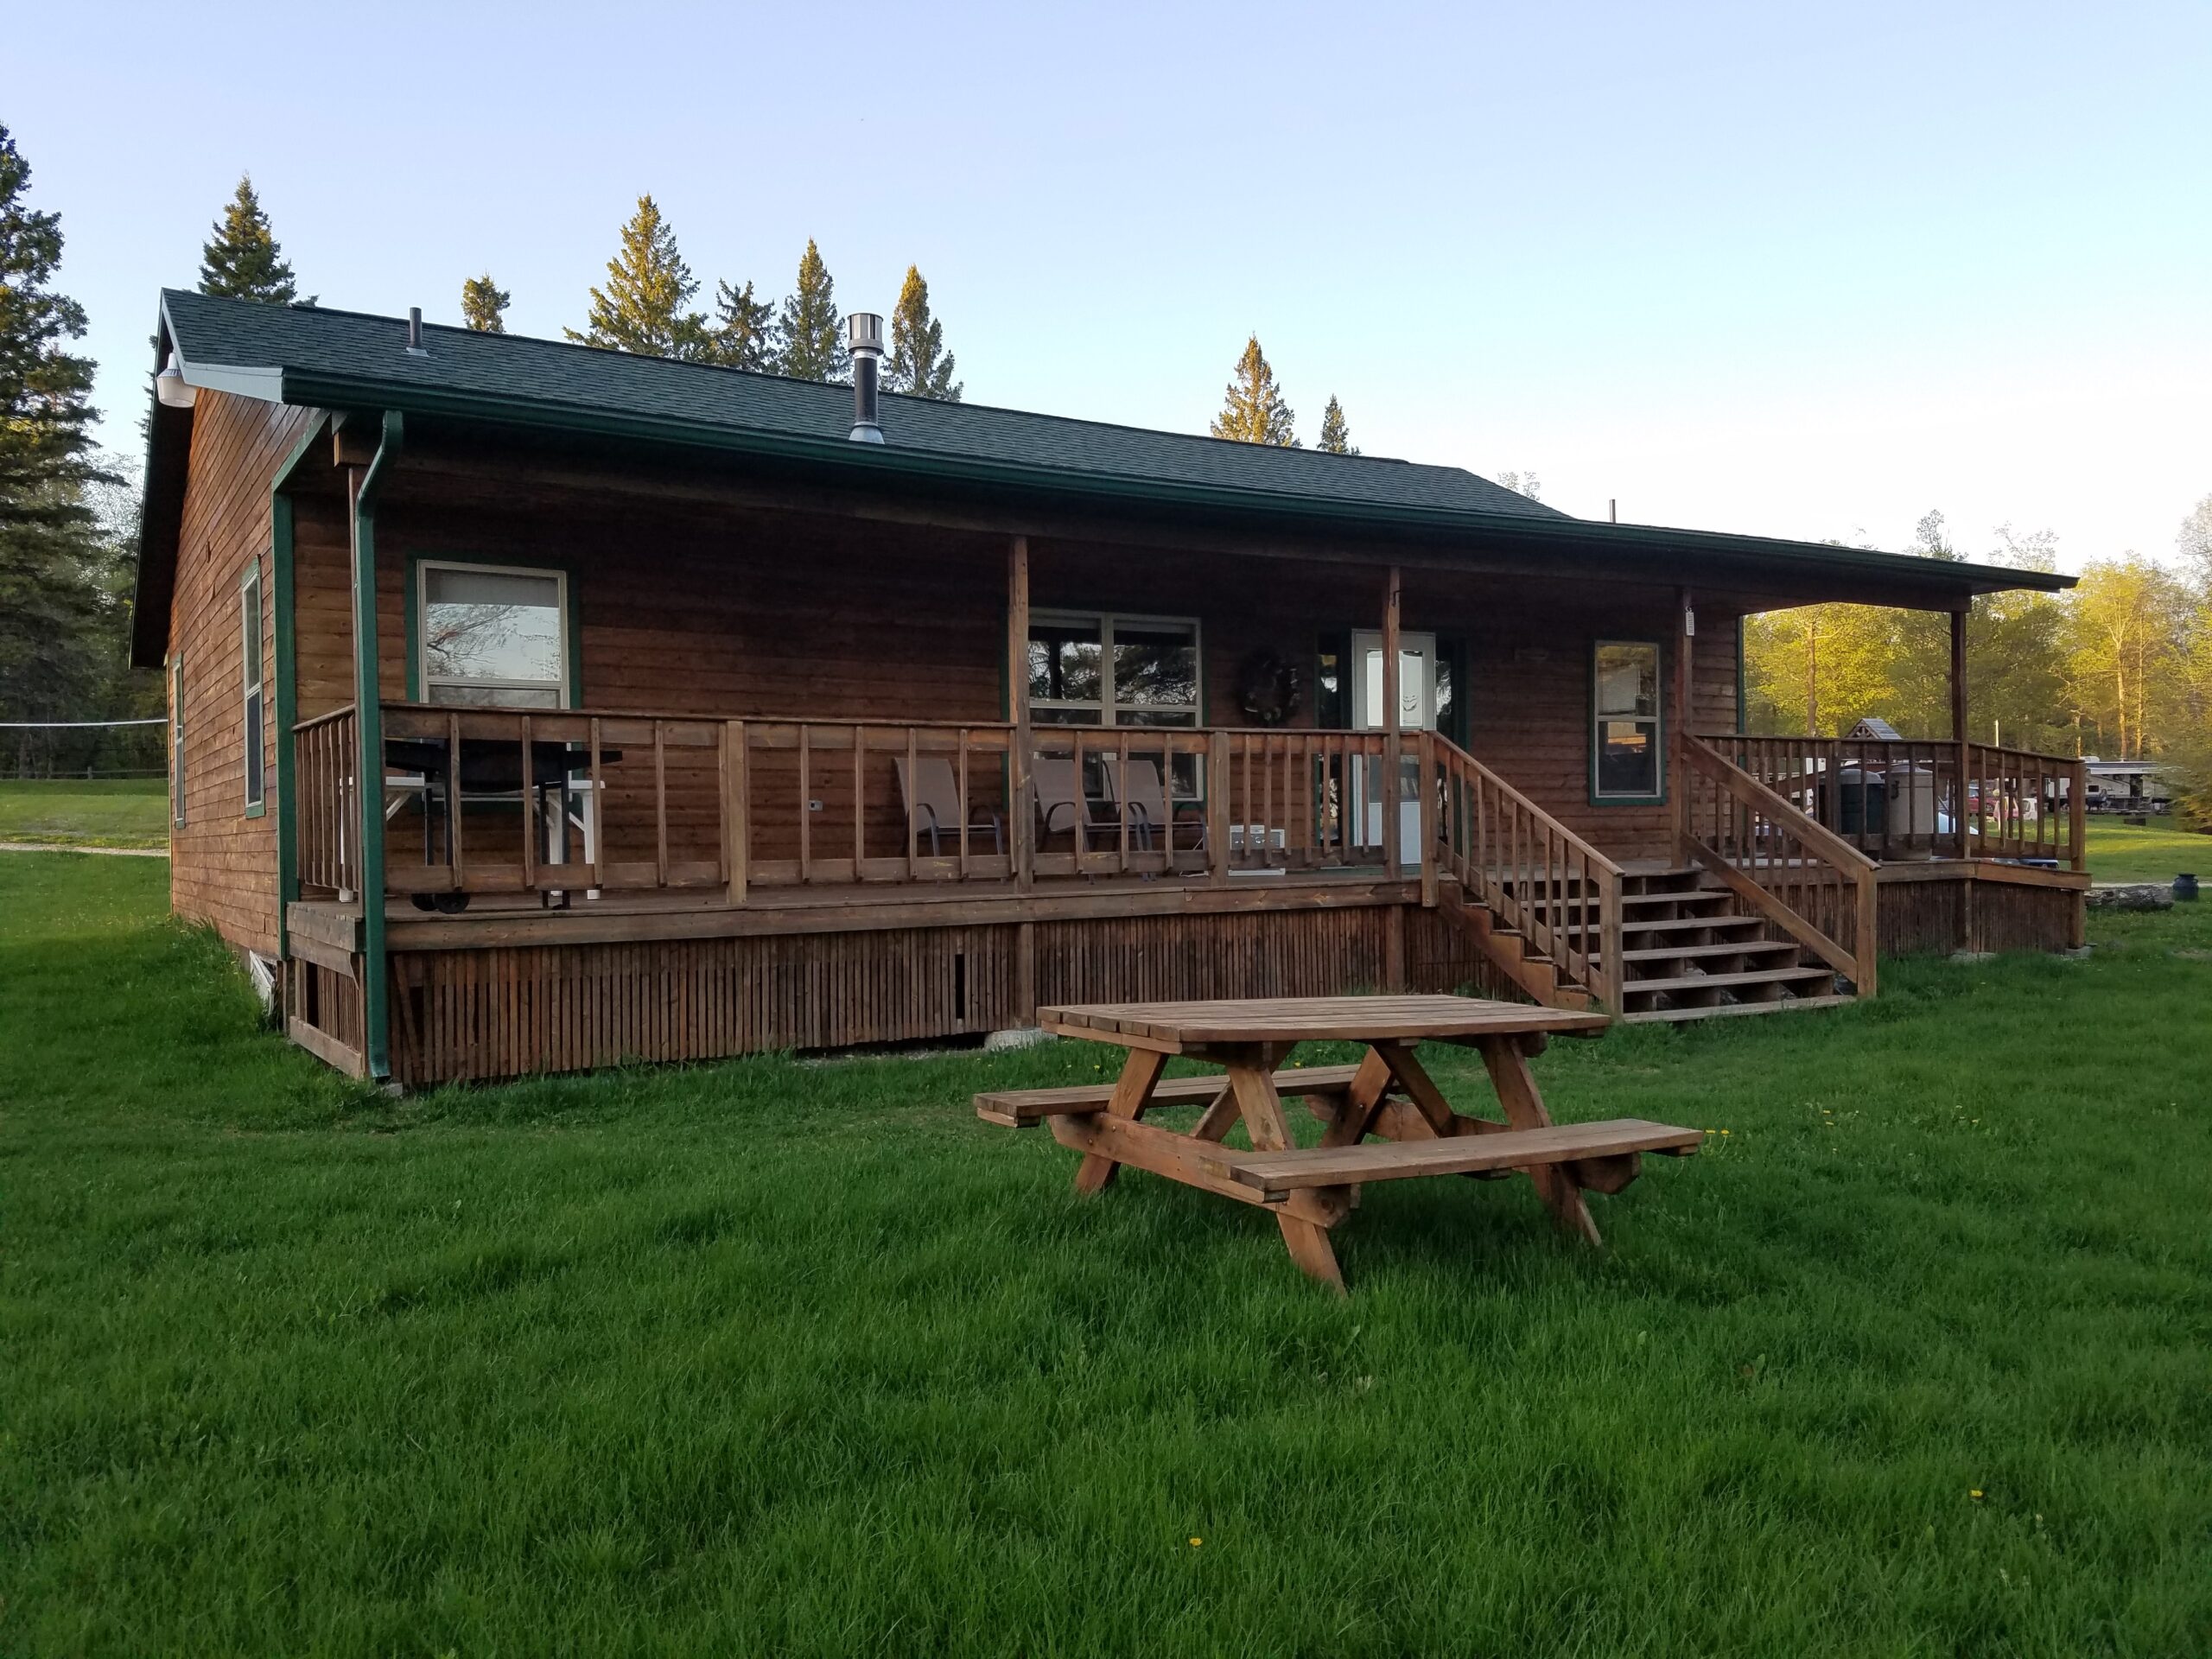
top-left (976, 995), bottom-right (1700, 1291)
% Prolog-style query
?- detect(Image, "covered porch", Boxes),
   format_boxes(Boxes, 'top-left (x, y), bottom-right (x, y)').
top-left (274, 416), bottom-right (2087, 1083)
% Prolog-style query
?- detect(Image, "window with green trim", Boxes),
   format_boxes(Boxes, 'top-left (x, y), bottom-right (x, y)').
top-left (417, 560), bottom-right (569, 707)
top-left (1592, 640), bottom-right (1662, 800)
top-left (170, 657), bottom-right (187, 825)
top-left (240, 564), bottom-right (265, 813)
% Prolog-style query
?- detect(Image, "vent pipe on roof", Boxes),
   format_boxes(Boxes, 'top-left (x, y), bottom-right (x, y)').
top-left (847, 312), bottom-right (885, 443)
top-left (405, 308), bottom-right (428, 358)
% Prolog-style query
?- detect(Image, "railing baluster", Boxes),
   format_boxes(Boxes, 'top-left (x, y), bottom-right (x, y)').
top-left (588, 716), bottom-right (604, 893)
top-left (519, 713), bottom-right (535, 894)
top-left (798, 723), bottom-right (811, 884)
top-left (655, 718), bottom-right (670, 887)
top-left (956, 729), bottom-right (969, 880)
top-left (443, 710), bottom-right (465, 895)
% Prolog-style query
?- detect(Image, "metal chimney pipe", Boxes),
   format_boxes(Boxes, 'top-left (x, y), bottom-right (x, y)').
top-left (848, 312), bottom-right (885, 443)
top-left (406, 307), bottom-right (428, 358)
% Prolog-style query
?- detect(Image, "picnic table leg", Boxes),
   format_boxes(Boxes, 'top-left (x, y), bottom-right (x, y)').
top-left (1072, 1046), bottom-right (1169, 1194)
top-left (1475, 1033), bottom-right (1602, 1246)
top-left (1224, 1045), bottom-right (1346, 1292)
top-left (1317, 1047), bottom-right (1396, 1148)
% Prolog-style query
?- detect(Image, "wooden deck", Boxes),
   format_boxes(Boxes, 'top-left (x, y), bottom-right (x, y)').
top-left (282, 702), bottom-right (2089, 1084)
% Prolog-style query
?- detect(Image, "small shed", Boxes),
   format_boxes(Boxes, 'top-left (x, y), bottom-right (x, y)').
top-left (1847, 716), bottom-right (1903, 741)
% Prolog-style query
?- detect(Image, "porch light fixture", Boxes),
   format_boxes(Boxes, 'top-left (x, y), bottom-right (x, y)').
top-left (156, 350), bottom-right (196, 409)
top-left (848, 312), bottom-right (885, 443)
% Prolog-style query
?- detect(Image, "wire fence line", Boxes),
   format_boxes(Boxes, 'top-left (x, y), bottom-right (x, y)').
top-left (0, 718), bottom-right (168, 729)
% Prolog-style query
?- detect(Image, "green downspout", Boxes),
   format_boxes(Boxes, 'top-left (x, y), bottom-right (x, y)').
top-left (353, 412), bottom-right (404, 1080)
top-left (270, 415), bottom-right (329, 966)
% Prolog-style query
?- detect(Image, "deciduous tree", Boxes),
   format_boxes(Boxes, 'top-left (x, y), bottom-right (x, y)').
top-left (2064, 556), bottom-right (2190, 760)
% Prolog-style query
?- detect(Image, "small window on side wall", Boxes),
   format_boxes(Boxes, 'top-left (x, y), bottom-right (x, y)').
top-left (419, 562), bottom-right (569, 707)
top-left (171, 657), bottom-right (187, 826)
top-left (240, 564), bottom-right (265, 814)
top-left (1592, 640), bottom-right (1662, 801)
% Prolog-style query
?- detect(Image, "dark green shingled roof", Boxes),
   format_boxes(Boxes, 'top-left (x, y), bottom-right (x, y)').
top-left (160, 288), bottom-right (1569, 523)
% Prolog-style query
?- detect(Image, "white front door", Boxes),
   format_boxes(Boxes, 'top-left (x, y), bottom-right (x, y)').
top-left (1350, 631), bottom-right (1435, 865)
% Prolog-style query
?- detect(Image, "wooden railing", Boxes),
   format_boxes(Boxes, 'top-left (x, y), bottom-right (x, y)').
top-left (1704, 733), bottom-right (2084, 870)
top-left (1677, 734), bottom-right (1879, 995)
top-left (298, 704), bottom-right (1449, 907)
top-left (1428, 733), bottom-right (1625, 1011)
top-left (1967, 743), bottom-right (2085, 867)
top-left (293, 705), bottom-right (359, 897)
top-left (1024, 726), bottom-right (1403, 880)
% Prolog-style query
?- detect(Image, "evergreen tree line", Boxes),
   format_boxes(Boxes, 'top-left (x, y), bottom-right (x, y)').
top-left (461, 195), bottom-right (963, 401)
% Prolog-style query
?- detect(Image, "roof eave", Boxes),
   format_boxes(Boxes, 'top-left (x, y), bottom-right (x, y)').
top-left (274, 368), bottom-right (2071, 601)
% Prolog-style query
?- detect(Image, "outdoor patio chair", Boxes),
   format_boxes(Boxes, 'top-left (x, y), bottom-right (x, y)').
top-left (1099, 755), bottom-right (1204, 855)
top-left (894, 754), bottom-right (1004, 856)
top-left (1030, 754), bottom-right (1091, 847)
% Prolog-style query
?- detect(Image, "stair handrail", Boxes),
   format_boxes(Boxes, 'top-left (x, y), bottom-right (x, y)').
top-left (1428, 733), bottom-right (1627, 1012)
top-left (1677, 734), bottom-right (1878, 995)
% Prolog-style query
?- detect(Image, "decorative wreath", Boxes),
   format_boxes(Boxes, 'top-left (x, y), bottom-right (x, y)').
top-left (1236, 649), bottom-right (1303, 727)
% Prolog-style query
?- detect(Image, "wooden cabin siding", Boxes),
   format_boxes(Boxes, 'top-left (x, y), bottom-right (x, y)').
top-left (285, 477), bottom-right (1742, 875)
top-left (166, 392), bottom-right (319, 955)
top-left (293, 493), bottom-right (358, 719)
top-left (1460, 604), bottom-right (1738, 863)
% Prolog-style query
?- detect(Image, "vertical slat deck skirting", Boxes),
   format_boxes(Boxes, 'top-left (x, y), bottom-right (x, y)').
top-left (376, 904), bottom-right (1503, 1087)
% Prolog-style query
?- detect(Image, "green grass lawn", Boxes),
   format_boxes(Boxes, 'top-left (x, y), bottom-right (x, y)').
top-left (5, 855), bottom-right (2210, 1655)
top-left (0, 776), bottom-right (168, 849)
top-left (2085, 814), bottom-right (2209, 887)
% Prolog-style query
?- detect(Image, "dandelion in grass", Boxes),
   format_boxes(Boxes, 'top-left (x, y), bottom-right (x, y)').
top-left (1189, 1536), bottom-right (1203, 1548)
top-left (1970, 1489), bottom-right (1985, 1501)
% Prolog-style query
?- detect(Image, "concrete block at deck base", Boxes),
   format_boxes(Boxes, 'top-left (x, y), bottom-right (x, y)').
top-left (985, 1027), bottom-right (1055, 1052)
top-left (1948, 950), bottom-right (1998, 964)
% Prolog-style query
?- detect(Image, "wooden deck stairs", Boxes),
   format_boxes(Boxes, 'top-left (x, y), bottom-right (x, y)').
top-left (1440, 868), bottom-right (1861, 1024)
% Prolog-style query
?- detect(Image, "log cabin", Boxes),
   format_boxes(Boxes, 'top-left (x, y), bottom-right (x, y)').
top-left (133, 289), bottom-right (2086, 1087)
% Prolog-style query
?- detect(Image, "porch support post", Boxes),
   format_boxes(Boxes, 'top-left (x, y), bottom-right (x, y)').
top-left (1672, 588), bottom-right (1694, 855)
top-left (1382, 563), bottom-right (1402, 875)
top-left (1950, 607), bottom-right (1970, 860)
top-left (346, 412), bottom-right (403, 1082)
top-left (1008, 534), bottom-right (1033, 893)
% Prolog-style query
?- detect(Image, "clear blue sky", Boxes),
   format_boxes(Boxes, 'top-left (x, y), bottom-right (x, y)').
top-left (12, 1), bottom-right (2209, 570)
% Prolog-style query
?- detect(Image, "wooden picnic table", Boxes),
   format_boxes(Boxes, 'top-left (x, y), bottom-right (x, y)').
top-left (977, 995), bottom-right (1700, 1291)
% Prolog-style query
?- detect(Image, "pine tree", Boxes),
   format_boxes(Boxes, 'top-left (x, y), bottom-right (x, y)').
top-left (198, 176), bottom-right (299, 303)
top-left (460, 274), bottom-right (511, 333)
top-left (1211, 335), bottom-right (1297, 446)
top-left (709, 278), bottom-right (775, 371)
top-left (0, 124), bottom-right (123, 773)
top-left (568, 196), bottom-right (712, 360)
top-left (1316, 395), bottom-right (1357, 454)
top-left (776, 240), bottom-right (848, 383)
top-left (886, 265), bottom-right (961, 401)
top-left (0, 125), bottom-right (104, 530)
